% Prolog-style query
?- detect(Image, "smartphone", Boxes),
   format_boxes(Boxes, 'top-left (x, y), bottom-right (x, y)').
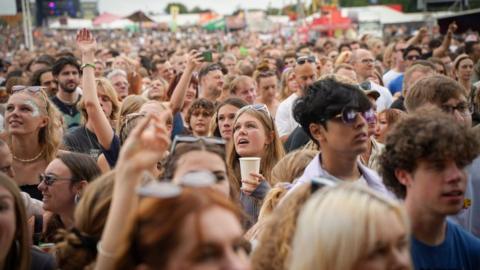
top-left (202, 51), bottom-right (213, 62)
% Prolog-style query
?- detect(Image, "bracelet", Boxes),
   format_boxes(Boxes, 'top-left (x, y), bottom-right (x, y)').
top-left (96, 241), bottom-right (117, 258)
top-left (81, 63), bottom-right (96, 70)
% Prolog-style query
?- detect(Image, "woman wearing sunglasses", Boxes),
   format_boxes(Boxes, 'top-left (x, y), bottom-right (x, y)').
top-left (4, 85), bottom-right (62, 200)
top-left (37, 152), bottom-right (101, 243)
top-left (226, 104), bottom-right (285, 228)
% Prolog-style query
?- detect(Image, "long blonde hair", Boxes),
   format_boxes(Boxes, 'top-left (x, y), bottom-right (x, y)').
top-left (289, 184), bottom-right (410, 270)
top-left (8, 90), bottom-right (62, 163)
top-left (226, 108), bottom-right (285, 193)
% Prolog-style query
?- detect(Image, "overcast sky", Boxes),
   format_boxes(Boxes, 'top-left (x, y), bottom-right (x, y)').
top-left (98, 0), bottom-right (299, 15)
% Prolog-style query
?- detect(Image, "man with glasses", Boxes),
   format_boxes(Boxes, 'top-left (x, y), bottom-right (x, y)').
top-left (275, 55), bottom-right (317, 142)
top-left (107, 69), bottom-right (129, 101)
top-left (387, 46), bottom-right (422, 95)
top-left (198, 63), bottom-right (225, 102)
top-left (291, 78), bottom-right (389, 195)
top-left (405, 75), bottom-right (480, 238)
top-left (351, 49), bottom-right (393, 112)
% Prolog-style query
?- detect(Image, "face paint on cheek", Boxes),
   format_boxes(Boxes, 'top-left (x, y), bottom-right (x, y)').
top-left (25, 100), bottom-right (41, 117)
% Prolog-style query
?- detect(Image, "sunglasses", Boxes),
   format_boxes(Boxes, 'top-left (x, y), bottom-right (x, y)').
top-left (310, 177), bottom-right (339, 194)
top-left (137, 171), bottom-right (216, 198)
top-left (39, 173), bottom-right (72, 186)
top-left (406, 55), bottom-right (420, 61)
top-left (296, 56), bottom-right (316, 65)
top-left (12, 85), bottom-right (46, 94)
top-left (170, 135), bottom-right (225, 155)
top-left (237, 104), bottom-right (271, 118)
top-left (331, 108), bottom-right (376, 125)
top-left (441, 102), bottom-right (473, 116)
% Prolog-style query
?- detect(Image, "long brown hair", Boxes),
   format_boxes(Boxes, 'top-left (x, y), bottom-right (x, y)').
top-left (113, 188), bottom-right (241, 269)
top-left (0, 173), bottom-right (31, 270)
top-left (226, 108), bottom-right (285, 193)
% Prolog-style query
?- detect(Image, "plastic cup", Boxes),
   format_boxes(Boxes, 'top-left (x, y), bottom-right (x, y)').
top-left (239, 157), bottom-right (261, 189)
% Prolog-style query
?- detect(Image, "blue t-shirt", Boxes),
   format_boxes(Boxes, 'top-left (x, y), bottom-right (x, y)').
top-left (387, 74), bottom-right (404, 95)
top-left (101, 135), bottom-right (120, 168)
top-left (411, 221), bottom-right (480, 270)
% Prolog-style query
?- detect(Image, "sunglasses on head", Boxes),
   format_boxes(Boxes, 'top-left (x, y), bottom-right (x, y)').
top-left (12, 85), bottom-right (45, 94)
top-left (170, 135), bottom-right (225, 155)
top-left (296, 56), bottom-right (316, 65)
top-left (331, 107), bottom-right (376, 125)
top-left (237, 103), bottom-right (271, 117)
top-left (39, 173), bottom-right (72, 186)
top-left (137, 171), bottom-right (216, 198)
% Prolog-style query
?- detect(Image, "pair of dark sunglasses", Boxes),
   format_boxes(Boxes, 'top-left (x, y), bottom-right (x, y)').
top-left (332, 108), bottom-right (376, 125)
top-left (406, 55), bottom-right (420, 61)
top-left (39, 173), bottom-right (72, 186)
top-left (296, 56), bottom-right (316, 65)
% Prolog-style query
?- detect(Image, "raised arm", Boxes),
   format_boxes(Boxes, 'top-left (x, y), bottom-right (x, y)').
top-left (95, 113), bottom-right (171, 270)
top-left (406, 27), bottom-right (428, 47)
top-left (76, 29), bottom-right (114, 149)
top-left (169, 50), bottom-right (203, 114)
top-left (433, 22), bottom-right (457, 57)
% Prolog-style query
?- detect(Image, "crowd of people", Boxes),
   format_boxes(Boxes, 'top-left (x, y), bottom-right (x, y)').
top-left (1, 20), bottom-right (480, 270)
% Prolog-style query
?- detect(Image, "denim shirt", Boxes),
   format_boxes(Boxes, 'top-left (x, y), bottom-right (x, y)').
top-left (295, 154), bottom-right (392, 197)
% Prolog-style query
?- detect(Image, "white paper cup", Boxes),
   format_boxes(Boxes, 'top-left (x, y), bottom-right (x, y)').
top-left (239, 157), bottom-right (261, 189)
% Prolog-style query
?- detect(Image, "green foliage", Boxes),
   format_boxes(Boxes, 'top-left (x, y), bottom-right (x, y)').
top-left (164, 2), bottom-right (189, 14)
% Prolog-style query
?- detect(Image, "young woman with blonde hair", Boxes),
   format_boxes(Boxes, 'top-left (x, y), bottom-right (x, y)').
top-left (289, 184), bottom-right (411, 270)
top-left (4, 86), bottom-right (62, 200)
top-left (278, 68), bottom-right (299, 101)
top-left (226, 104), bottom-right (285, 227)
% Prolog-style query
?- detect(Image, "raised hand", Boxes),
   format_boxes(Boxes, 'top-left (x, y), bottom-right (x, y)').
top-left (76, 28), bottom-right (97, 55)
top-left (448, 22), bottom-right (458, 34)
top-left (186, 50), bottom-right (204, 71)
top-left (116, 112), bottom-right (171, 179)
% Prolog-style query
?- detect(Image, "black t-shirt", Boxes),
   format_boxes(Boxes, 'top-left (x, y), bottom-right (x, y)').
top-left (284, 126), bottom-right (310, 153)
top-left (63, 126), bottom-right (102, 160)
top-left (50, 95), bottom-right (81, 130)
top-left (390, 96), bottom-right (406, 111)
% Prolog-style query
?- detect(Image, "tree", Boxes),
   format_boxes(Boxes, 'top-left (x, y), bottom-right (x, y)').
top-left (164, 2), bottom-right (189, 14)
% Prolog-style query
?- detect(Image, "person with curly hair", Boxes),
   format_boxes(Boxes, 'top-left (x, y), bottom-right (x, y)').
top-left (185, 98), bottom-right (215, 137)
top-left (379, 109), bottom-right (480, 269)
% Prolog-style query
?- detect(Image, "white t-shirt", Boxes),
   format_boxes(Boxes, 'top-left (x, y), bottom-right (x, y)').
top-left (275, 93), bottom-right (299, 137)
top-left (370, 82), bottom-right (393, 112)
top-left (383, 69), bottom-right (402, 88)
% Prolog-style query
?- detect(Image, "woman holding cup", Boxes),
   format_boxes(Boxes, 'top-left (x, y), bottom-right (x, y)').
top-left (226, 104), bottom-right (284, 228)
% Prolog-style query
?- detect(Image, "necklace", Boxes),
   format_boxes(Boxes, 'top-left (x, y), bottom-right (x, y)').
top-left (13, 149), bottom-right (45, 163)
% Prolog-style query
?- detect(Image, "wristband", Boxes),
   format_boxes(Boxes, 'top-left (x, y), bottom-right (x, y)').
top-left (80, 63), bottom-right (96, 70)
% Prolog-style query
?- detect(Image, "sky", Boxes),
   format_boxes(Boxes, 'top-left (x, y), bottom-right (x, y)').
top-left (97, 0), bottom-right (299, 15)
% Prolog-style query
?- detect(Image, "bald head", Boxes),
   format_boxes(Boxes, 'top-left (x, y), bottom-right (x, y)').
top-left (351, 49), bottom-right (375, 82)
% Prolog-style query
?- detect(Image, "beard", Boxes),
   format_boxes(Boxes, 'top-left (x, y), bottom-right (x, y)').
top-left (59, 80), bottom-right (78, 93)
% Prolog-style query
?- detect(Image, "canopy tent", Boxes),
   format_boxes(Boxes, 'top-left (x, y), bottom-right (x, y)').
top-left (203, 17), bottom-right (226, 31)
top-left (93, 12), bottom-right (122, 26)
top-left (437, 8), bottom-right (480, 33)
top-left (125, 11), bottom-right (154, 23)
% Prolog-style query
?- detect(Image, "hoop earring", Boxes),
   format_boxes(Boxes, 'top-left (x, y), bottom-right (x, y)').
top-left (15, 240), bottom-right (20, 258)
top-left (74, 193), bottom-right (80, 204)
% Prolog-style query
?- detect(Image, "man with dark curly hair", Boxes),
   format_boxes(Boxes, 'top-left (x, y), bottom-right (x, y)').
top-left (380, 109), bottom-right (480, 269)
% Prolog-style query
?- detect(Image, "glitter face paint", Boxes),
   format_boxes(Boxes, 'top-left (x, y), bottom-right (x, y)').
top-left (25, 100), bottom-right (41, 117)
